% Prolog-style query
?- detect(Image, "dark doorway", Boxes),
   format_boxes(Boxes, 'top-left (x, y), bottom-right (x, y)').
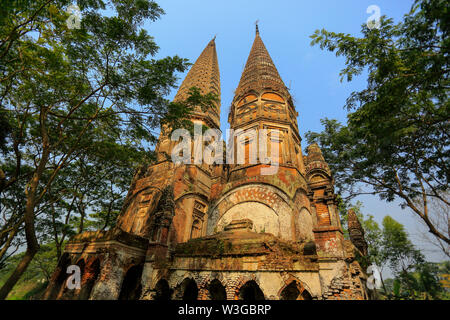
top-left (208, 279), bottom-right (227, 300)
top-left (238, 280), bottom-right (265, 300)
top-left (181, 278), bottom-right (198, 301)
top-left (118, 265), bottom-right (143, 300)
top-left (154, 279), bottom-right (172, 300)
top-left (301, 289), bottom-right (312, 300)
top-left (280, 281), bottom-right (301, 300)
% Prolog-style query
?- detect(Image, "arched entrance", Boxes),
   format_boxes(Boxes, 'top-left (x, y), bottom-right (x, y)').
top-left (118, 265), bottom-right (143, 300)
top-left (154, 279), bottom-right (172, 300)
top-left (238, 280), bottom-right (265, 300)
top-left (208, 279), bottom-right (226, 300)
top-left (181, 278), bottom-right (198, 301)
top-left (301, 290), bottom-right (312, 300)
top-left (280, 281), bottom-right (300, 300)
top-left (279, 281), bottom-right (312, 300)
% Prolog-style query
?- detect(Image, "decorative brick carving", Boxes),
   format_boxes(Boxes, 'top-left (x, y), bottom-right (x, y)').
top-left (45, 31), bottom-right (369, 301)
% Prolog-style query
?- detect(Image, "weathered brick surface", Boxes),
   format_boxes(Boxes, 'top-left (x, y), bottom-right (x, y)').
top-left (45, 33), bottom-right (369, 301)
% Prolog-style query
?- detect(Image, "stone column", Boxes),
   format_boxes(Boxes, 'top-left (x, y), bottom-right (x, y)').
top-left (90, 254), bottom-right (124, 300)
top-left (140, 261), bottom-right (157, 300)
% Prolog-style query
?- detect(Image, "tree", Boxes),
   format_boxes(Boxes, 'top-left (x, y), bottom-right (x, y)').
top-left (338, 200), bottom-right (388, 294)
top-left (306, 0), bottom-right (449, 248)
top-left (414, 191), bottom-right (449, 258)
top-left (346, 213), bottom-right (446, 300)
top-left (0, 242), bottom-right (59, 299)
top-left (0, 0), bottom-right (217, 299)
top-left (381, 216), bottom-right (425, 299)
top-left (415, 262), bottom-right (442, 299)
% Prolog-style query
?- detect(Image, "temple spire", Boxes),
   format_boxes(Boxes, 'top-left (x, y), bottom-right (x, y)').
top-left (255, 20), bottom-right (259, 35)
top-left (174, 37), bottom-right (221, 128)
top-left (235, 28), bottom-right (287, 98)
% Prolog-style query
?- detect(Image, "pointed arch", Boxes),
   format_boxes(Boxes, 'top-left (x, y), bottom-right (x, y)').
top-left (208, 279), bottom-right (226, 300)
top-left (154, 279), bottom-right (172, 300)
top-left (238, 280), bottom-right (265, 300)
top-left (280, 281), bottom-right (300, 300)
top-left (180, 278), bottom-right (198, 301)
top-left (118, 265), bottom-right (143, 300)
top-left (279, 280), bottom-right (312, 300)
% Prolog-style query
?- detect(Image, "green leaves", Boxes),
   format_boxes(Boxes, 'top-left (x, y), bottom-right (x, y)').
top-left (307, 0), bottom-right (449, 246)
top-left (378, 216), bottom-right (447, 300)
top-left (0, 1), bottom-right (217, 297)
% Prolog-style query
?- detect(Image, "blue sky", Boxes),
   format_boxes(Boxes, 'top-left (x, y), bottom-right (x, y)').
top-left (141, 0), bottom-right (447, 266)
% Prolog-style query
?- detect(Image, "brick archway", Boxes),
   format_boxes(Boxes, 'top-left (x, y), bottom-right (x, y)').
top-left (237, 280), bottom-right (265, 300)
top-left (208, 183), bottom-right (293, 240)
top-left (278, 278), bottom-right (312, 300)
top-left (208, 279), bottom-right (227, 300)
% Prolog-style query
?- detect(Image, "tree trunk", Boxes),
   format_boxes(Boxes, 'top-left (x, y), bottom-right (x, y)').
top-left (78, 208), bottom-right (85, 234)
top-left (0, 185), bottom-right (40, 299)
top-left (0, 108), bottom-right (49, 299)
top-left (0, 219), bottom-right (22, 263)
top-left (0, 247), bottom-right (37, 299)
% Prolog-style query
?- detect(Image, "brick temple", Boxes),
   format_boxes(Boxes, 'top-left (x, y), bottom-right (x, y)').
top-left (43, 27), bottom-right (369, 300)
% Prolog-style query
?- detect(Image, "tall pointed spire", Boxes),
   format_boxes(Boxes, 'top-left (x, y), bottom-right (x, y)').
top-left (348, 209), bottom-right (368, 256)
top-left (235, 28), bottom-right (287, 98)
top-left (174, 37), bottom-right (221, 127)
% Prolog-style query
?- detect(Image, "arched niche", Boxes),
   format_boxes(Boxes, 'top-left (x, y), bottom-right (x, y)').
top-left (237, 94), bottom-right (258, 107)
top-left (238, 280), bottom-right (265, 300)
top-left (208, 279), bottom-right (227, 300)
top-left (309, 174), bottom-right (328, 184)
top-left (190, 219), bottom-right (202, 239)
top-left (261, 92), bottom-right (285, 103)
top-left (154, 279), bottom-right (172, 300)
top-left (279, 280), bottom-right (312, 300)
top-left (295, 207), bottom-right (314, 241)
top-left (180, 278), bottom-right (198, 301)
top-left (216, 202), bottom-right (280, 236)
top-left (118, 265), bottom-right (143, 300)
top-left (209, 184), bottom-right (293, 240)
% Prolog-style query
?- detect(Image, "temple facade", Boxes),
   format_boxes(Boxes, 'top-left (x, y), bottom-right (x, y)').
top-left (43, 28), bottom-right (369, 300)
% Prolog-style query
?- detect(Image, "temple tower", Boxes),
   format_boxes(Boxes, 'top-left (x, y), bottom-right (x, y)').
top-left (228, 26), bottom-right (305, 174)
top-left (43, 31), bottom-right (369, 301)
top-left (115, 37), bottom-right (222, 246)
top-left (208, 26), bottom-right (312, 242)
top-left (156, 37), bottom-right (221, 162)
